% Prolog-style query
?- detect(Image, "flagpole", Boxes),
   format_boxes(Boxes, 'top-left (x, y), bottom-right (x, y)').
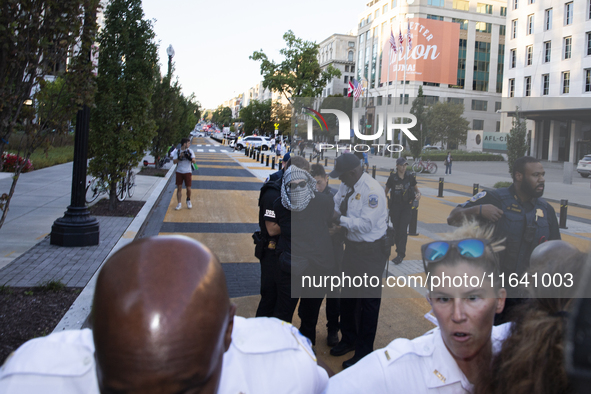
top-left (384, 43), bottom-right (391, 157)
top-left (400, 19), bottom-right (410, 158)
top-left (393, 24), bottom-right (402, 158)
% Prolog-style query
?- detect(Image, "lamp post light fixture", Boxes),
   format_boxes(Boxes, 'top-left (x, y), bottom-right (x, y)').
top-left (166, 44), bottom-right (175, 77)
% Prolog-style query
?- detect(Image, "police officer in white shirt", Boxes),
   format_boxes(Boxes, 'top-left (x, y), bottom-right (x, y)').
top-left (0, 236), bottom-right (329, 394)
top-left (325, 220), bottom-right (509, 393)
top-left (328, 153), bottom-right (388, 369)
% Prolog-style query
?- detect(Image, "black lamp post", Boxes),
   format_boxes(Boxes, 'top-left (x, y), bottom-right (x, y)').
top-left (50, 8), bottom-right (99, 247)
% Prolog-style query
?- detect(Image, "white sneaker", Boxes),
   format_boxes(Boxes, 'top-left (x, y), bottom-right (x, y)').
top-left (187, 200), bottom-right (192, 209)
top-left (175, 203), bottom-right (182, 210)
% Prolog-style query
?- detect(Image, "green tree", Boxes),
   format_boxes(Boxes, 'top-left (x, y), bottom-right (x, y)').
top-left (89, 0), bottom-right (158, 210)
top-left (212, 106), bottom-right (232, 127)
top-left (272, 101), bottom-right (292, 136)
top-left (507, 107), bottom-right (528, 177)
top-left (428, 101), bottom-right (470, 149)
top-left (408, 86), bottom-right (429, 158)
top-left (239, 100), bottom-right (274, 134)
top-left (150, 64), bottom-right (201, 168)
top-left (250, 30), bottom-right (341, 101)
top-left (0, 0), bottom-right (99, 229)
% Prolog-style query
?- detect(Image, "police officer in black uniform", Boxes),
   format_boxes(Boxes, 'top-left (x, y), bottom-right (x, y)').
top-left (384, 157), bottom-right (421, 265)
top-left (447, 156), bottom-right (561, 321)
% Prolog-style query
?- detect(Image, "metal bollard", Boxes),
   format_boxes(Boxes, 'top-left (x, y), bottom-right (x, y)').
top-left (249, 148), bottom-right (253, 158)
top-left (316, 155), bottom-right (320, 164)
top-left (438, 177), bottom-right (444, 198)
top-left (372, 165), bottom-right (376, 178)
top-left (309, 154), bottom-right (313, 162)
top-left (261, 152), bottom-right (265, 164)
top-left (560, 199), bottom-right (569, 229)
top-left (266, 155), bottom-right (269, 166)
top-left (325, 158), bottom-right (328, 166)
top-left (272, 156), bottom-right (276, 169)
top-left (256, 150), bottom-right (260, 161)
top-left (278, 159), bottom-right (282, 169)
top-left (245, 146), bottom-right (248, 156)
top-left (408, 200), bottom-right (419, 236)
top-left (473, 183), bottom-right (479, 196)
top-left (335, 150), bottom-right (338, 157)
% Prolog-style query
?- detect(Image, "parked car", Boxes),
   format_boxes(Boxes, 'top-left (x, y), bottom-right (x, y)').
top-left (235, 136), bottom-right (271, 151)
top-left (577, 154), bottom-right (591, 178)
top-left (422, 145), bottom-right (442, 152)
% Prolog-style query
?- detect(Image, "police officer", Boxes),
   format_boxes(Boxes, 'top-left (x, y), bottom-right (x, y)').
top-left (0, 237), bottom-right (330, 394)
top-left (447, 156), bottom-right (560, 320)
top-left (384, 157), bottom-right (421, 265)
top-left (328, 153), bottom-right (388, 369)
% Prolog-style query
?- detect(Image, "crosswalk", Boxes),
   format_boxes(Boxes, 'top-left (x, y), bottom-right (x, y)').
top-left (195, 148), bottom-right (232, 153)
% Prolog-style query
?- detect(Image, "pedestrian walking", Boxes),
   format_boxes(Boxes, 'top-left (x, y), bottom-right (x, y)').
top-left (444, 152), bottom-right (453, 174)
top-left (172, 138), bottom-right (196, 210)
top-left (384, 157), bottom-right (421, 265)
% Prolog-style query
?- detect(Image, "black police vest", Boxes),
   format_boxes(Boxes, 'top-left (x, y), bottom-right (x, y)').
top-left (391, 174), bottom-right (414, 205)
top-left (494, 188), bottom-right (552, 276)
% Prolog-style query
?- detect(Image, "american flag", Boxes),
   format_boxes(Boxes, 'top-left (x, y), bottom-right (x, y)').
top-left (352, 79), bottom-right (363, 101)
top-left (398, 26), bottom-right (404, 48)
top-left (389, 28), bottom-right (397, 53)
top-left (407, 21), bottom-right (412, 50)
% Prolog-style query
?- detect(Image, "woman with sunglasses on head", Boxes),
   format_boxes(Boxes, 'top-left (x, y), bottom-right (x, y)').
top-left (325, 220), bottom-right (509, 393)
top-left (264, 164), bottom-right (335, 346)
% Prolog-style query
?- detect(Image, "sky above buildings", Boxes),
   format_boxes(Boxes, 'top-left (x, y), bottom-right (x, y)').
top-left (142, 0), bottom-right (364, 110)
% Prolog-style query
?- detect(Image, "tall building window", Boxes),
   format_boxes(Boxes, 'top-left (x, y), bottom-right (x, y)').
top-left (428, 0), bottom-right (445, 6)
top-left (399, 94), bottom-right (409, 104)
top-left (375, 9), bottom-right (380, 18)
top-left (373, 27), bottom-right (378, 38)
top-left (524, 76), bottom-right (531, 96)
top-left (544, 41), bottom-right (551, 62)
top-left (497, 44), bottom-right (505, 93)
top-left (495, 102), bottom-right (502, 111)
top-left (364, 47), bottom-right (370, 80)
top-left (473, 41), bottom-right (490, 91)
top-left (509, 78), bottom-right (515, 97)
top-left (512, 19), bottom-right (518, 39)
top-left (452, 18), bottom-right (469, 29)
top-left (565, 2), bottom-right (573, 25)
top-left (500, 25), bottom-right (506, 35)
top-left (513, 0), bottom-right (518, 10)
top-left (562, 71), bottom-right (570, 93)
top-left (496, 121), bottom-right (501, 132)
top-left (391, 0), bottom-right (397, 8)
top-left (542, 74), bottom-right (550, 95)
top-left (453, 0), bottom-right (469, 11)
top-left (528, 0), bottom-right (535, 4)
top-left (587, 32), bottom-right (591, 55)
top-left (477, 3), bottom-right (493, 13)
top-left (589, 0), bottom-right (591, 19)
top-left (367, 14), bottom-right (372, 24)
top-left (454, 38), bottom-right (467, 88)
top-left (359, 34), bottom-right (364, 44)
top-left (427, 14), bottom-right (444, 20)
top-left (344, 76), bottom-right (349, 83)
top-left (357, 50), bottom-right (362, 81)
top-left (371, 43), bottom-right (377, 88)
top-left (544, 8), bottom-right (552, 30)
top-left (510, 48), bottom-right (517, 68)
top-left (501, 6), bottom-right (507, 16)
top-left (526, 45), bottom-right (533, 65)
top-left (527, 14), bottom-right (534, 35)
top-left (585, 69), bottom-right (591, 92)
top-left (383, 4), bottom-right (388, 13)
top-left (348, 51), bottom-right (354, 61)
top-left (564, 36), bottom-right (572, 59)
top-left (448, 97), bottom-right (464, 105)
top-left (471, 100), bottom-right (488, 111)
top-left (476, 22), bottom-right (492, 33)
top-left (473, 120), bottom-right (484, 130)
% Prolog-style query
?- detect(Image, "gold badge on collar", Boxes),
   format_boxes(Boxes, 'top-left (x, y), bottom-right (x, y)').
top-left (355, 193), bottom-right (361, 200)
top-left (433, 369), bottom-right (446, 383)
top-left (536, 209), bottom-right (544, 218)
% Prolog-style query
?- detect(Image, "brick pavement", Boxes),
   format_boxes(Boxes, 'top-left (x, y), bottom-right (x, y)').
top-left (0, 216), bottom-right (132, 288)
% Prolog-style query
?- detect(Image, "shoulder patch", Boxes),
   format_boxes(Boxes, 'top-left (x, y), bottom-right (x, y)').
top-left (368, 194), bottom-right (379, 208)
top-left (469, 191), bottom-right (487, 203)
top-left (264, 209), bottom-right (275, 218)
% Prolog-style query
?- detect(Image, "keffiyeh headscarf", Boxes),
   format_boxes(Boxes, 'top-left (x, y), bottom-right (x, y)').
top-left (281, 166), bottom-right (316, 212)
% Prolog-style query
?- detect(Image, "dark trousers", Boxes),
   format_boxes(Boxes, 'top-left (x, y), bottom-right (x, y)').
top-left (298, 297), bottom-right (325, 345)
top-left (445, 162), bottom-right (452, 174)
top-left (340, 239), bottom-right (387, 359)
top-left (255, 249), bottom-right (278, 318)
top-left (326, 297), bottom-right (340, 332)
top-left (390, 204), bottom-right (412, 258)
top-left (273, 267), bottom-right (298, 323)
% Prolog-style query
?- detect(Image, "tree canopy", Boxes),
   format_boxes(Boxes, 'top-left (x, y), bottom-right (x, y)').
top-left (408, 87), bottom-right (429, 158)
top-left (89, 0), bottom-right (158, 210)
top-left (212, 106), bottom-right (232, 127)
top-left (428, 101), bottom-right (470, 149)
top-left (507, 107), bottom-right (528, 177)
top-left (250, 30), bottom-right (341, 101)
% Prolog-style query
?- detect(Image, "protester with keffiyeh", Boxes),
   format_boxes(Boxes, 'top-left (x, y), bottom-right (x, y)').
top-left (264, 164), bottom-right (335, 346)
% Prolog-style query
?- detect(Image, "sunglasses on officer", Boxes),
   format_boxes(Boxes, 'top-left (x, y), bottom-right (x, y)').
top-left (421, 239), bottom-right (491, 272)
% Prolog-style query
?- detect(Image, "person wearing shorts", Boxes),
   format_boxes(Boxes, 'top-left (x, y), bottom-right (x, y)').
top-left (172, 138), bottom-right (196, 210)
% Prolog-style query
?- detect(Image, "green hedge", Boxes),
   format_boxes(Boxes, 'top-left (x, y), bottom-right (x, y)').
top-left (404, 151), bottom-right (504, 162)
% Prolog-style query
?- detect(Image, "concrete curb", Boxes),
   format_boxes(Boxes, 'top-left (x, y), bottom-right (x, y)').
top-left (53, 165), bottom-right (176, 332)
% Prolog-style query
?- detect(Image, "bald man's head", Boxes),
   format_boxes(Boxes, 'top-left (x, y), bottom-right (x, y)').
top-left (530, 240), bottom-right (580, 270)
top-left (92, 236), bottom-right (235, 394)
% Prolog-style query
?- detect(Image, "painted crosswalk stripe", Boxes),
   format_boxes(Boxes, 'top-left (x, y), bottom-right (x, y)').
top-left (197, 149), bottom-right (204, 152)
top-left (208, 149), bottom-right (216, 152)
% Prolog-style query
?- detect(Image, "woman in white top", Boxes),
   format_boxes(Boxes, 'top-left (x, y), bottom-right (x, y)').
top-left (325, 220), bottom-right (509, 393)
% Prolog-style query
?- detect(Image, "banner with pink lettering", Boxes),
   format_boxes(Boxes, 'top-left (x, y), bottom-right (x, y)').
top-left (380, 18), bottom-right (460, 85)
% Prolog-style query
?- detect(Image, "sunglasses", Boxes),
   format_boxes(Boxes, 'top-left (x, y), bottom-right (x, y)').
top-left (421, 239), bottom-right (490, 271)
top-left (288, 181), bottom-right (307, 189)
